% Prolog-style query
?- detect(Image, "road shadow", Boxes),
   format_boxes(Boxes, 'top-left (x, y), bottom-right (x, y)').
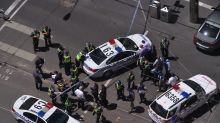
top-left (106, 103), bottom-right (117, 110)
top-left (134, 106), bottom-right (145, 113)
top-left (50, 43), bottom-right (61, 49)
top-left (169, 0), bottom-right (185, 24)
top-left (144, 100), bottom-right (153, 105)
top-left (38, 46), bottom-right (49, 52)
top-left (71, 113), bottom-right (84, 121)
top-left (39, 86), bottom-right (49, 92)
top-left (63, 0), bottom-right (79, 21)
top-left (197, 17), bottom-right (206, 24)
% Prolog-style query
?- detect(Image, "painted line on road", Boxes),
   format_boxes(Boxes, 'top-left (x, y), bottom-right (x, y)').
top-left (9, 0), bottom-right (28, 20)
top-left (184, 0), bottom-right (213, 10)
top-left (0, 41), bottom-right (36, 61)
top-left (104, 79), bottom-right (112, 87)
top-left (4, 0), bottom-right (22, 15)
top-left (0, 106), bottom-right (10, 112)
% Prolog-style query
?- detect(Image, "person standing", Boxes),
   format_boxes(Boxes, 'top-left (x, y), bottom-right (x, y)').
top-left (63, 51), bottom-right (71, 76)
top-left (137, 82), bottom-right (146, 104)
top-left (127, 89), bottom-right (135, 113)
top-left (57, 45), bottom-right (64, 68)
top-left (99, 84), bottom-right (107, 106)
top-left (164, 58), bottom-right (171, 74)
top-left (91, 83), bottom-right (99, 103)
top-left (65, 97), bottom-right (73, 114)
top-left (30, 29), bottom-right (40, 52)
top-left (157, 73), bottom-right (165, 92)
top-left (137, 57), bottom-right (145, 71)
top-left (48, 85), bottom-right (57, 104)
top-left (33, 70), bottom-right (43, 90)
top-left (115, 80), bottom-right (125, 100)
top-left (42, 26), bottom-right (52, 47)
top-left (93, 103), bottom-right (103, 123)
top-left (35, 56), bottom-right (45, 76)
top-left (75, 50), bottom-right (85, 68)
top-left (160, 37), bottom-right (170, 59)
top-left (127, 71), bottom-right (135, 90)
top-left (70, 64), bottom-right (79, 78)
top-left (75, 86), bottom-right (86, 110)
top-left (84, 42), bottom-right (95, 53)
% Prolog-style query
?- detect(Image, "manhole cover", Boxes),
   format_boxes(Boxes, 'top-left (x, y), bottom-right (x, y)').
top-left (60, 0), bottom-right (75, 8)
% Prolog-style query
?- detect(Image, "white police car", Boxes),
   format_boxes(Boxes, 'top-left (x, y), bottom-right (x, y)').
top-left (11, 95), bottom-right (80, 123)
top-left (83, 34), bottom-right (153, 78)
top-left (148, 74), bottom-right (218, 123)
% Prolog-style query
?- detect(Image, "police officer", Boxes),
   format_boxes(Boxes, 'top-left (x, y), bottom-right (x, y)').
top-left (63, 51), bottom-right (71, 76)
top-left (142, 61), bottom-right (153, 81)
top-left (99, 84), bottom-right (107, 106)
top-left (137, 57), bottom-right (145, 71)
top-left (115, 80), bottom-right (125, 100)
top-left (164, 58), bottom-right (171, 74)
top-left (42, 26), bottom-right (52, 47)
top-left (57, 45), bottom-right (64, 68)
top-left (33, 70), bottom-right (43, 90)
top-left (90, 83), bottom-right (99, 103)
top-left (65, 97), bottom-right (73, 114)
top-left (75, 50), bottom-right (85, 68)
top-left (70, 64), bottom-right (79, 78)
top-left (35, 56), bottom-right (45, 76)
top-left (30, 29), bottom-right (40, 52)
top-left (160, 37), bottom-right (170, 59)
top-left (70, 74), bottom-right (79, 94)
top-left (127, 71), bottom-right (135, 90)
top-left (48, 85), bottom-right (57, 104)
top-left (60, 86), bottom-right (68, 105)
top-left (93, 103), bottom-right (103, 123)
top-left (127, 89), bottom-right (135, 113)
top-left (137, 82), bottom-right (146, 104)
top-left (84, 42), bottom-right (95, 53)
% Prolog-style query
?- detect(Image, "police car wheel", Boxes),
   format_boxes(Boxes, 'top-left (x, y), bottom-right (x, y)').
top-left (103, 70), bottom-right (113, 79)
top-left (17, 120), bottom-right (25, 123)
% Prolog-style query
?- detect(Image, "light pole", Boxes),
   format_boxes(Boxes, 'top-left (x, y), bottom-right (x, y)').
top-left (190, 0), bottom-right (199, 23)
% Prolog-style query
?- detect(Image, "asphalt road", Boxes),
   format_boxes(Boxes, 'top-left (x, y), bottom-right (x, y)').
top-left (0, 0), bottom-right (220, 123)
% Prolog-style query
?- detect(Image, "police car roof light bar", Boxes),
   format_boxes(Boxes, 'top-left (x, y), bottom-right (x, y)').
top-left (115, 46), bottom-right (122, 53)
top-left (181, 91), bottom-right (190, 98)
top-left (172, 84), bottom-right (180, 91)
top-left (108, 39), bottom-right (115, 45)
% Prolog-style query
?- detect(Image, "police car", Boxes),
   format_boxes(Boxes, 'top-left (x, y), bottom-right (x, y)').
top-left (148, 74), bottom-right (218, 123)
top-left (11, 95), bottom-right (80, 123)
top-left (83, 34), bottom-right (153, 78)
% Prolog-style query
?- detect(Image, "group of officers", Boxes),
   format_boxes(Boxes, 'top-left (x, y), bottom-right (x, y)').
top-left (32, 28), bottom-right (179, 123)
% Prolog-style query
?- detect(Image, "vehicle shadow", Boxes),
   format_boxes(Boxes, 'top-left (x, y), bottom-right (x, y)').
top-left (197, 47), bottom-right (220, 56)
top-left (181, 92), bottom-right (220, 123)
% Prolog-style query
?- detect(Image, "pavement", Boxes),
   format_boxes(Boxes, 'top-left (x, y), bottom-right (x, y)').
top-left (0, 0), bottom-right (220, 123)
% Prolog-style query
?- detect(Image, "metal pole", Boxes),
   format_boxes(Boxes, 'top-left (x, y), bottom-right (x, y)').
top-left (127, 0), bottom-right (141, 35)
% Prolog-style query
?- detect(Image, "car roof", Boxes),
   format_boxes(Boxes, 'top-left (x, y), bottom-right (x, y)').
top-left (207, 8), bottom-right (220, 25)
top-left (155, 82), bottom-right (195, 111)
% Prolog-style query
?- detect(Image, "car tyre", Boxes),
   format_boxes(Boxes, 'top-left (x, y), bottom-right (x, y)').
top-left (103, 70), bottom-right (113, 79)
top-left (17, 120), bottom-right (25, 123)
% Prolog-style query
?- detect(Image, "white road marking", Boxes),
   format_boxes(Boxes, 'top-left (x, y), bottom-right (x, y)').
top-left (104, 79), bottom-right (112, 87)
top-left (0, 106), bottom-right (10, 112)
top-left (0, 41), bottom-right (36, 61)
top-left (184, 0), bottom-right (213, 10)
top-left (4, 0), bottom-right (22, 15)
top-left (9, 0), bottom-right (28, 20)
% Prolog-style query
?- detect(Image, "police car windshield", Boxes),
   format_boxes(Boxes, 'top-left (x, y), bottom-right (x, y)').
top-left (117, 38), bottom-right (138, 51)
top-left (19, 97), bottom-right (38, 110)
top-left (89, 48), bottom-right (107, 65)
top-left (151, 101), bottom-right (168, 118)
top-left (183, 80), bottom-right (205, 93)
top-left (46, 109), bottom-right (69, 123)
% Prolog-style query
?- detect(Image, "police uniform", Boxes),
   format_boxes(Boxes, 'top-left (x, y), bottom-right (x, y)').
top-left (48, 85), bottom-right (57, 104)
top-left (57, 46), bottom-right (64, 68)
top-left (142, 62), bottom-right (153, 81)
top-left (75, 51), bottom-right (85, 68)
top-left (93, 104), bottom-right (103, 123)
top-left (70, 64), bottom-right (79, 77)
top-left (127, 72), bottom-right (135, 89)
top-left (160, 38), bottom-right (169, 58)
top-left (137, 82), bottom-right (146, 104)
top-left (63, 53), bottom-right (71, 76)
top-left (84, 42), bottom-right (95, 53)
top-left (99, 85), bottom-right (107, 106)
top-left (127, 89), bottom-right (135, 113)
top-left (65, 98), bottom-right (73, 114)
top-left (35, 57), bottom-right (44, 76)
top-left (30, 29), bottom-right (40, 52)
top-left (42, 26), bottom-right (52, 47)
top-left (91, 83), bottom-right (99, 103)
top-left (115, 80), bottom-right (125, 100)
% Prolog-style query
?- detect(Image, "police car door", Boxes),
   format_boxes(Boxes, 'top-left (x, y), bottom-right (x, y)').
top-left (23, 112), bottom-right (46, 123)
top-left (178, 95), bottom-right (200, 118)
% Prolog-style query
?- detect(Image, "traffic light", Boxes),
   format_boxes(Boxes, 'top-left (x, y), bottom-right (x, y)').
top-left (190, 0), bottom-right (199, 23)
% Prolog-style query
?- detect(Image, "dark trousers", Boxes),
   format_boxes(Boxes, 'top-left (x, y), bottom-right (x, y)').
top-left (64, 62), bottom-right (71, 76)
top-left (139, 93), bottom-right (146, 103)
top-left (117, 90), bottom-right (124, 99)
top-left (35, 81), bottom-right (42, 90)
top-left (44, 37), bottom-right (52, 47)
top-left (58, 55), bottom-right (63, 68)
top-left (78, 99), bottom-right (85, 110)
top-left (50, 95), bottom-right (57, 104)
top-left (33, 39), bottom-right (39, 51)
top-left (96, 113), bottom-right (101, 123)
top-left (161, 48), bottom-right (168, 58)
top-left (36, 66), bottom-right (43, 76)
